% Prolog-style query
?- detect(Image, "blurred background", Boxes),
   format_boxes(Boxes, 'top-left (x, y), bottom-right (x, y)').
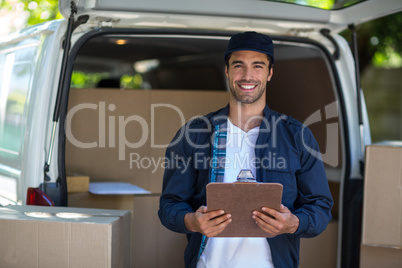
top-left (0, 0), bottom-right (401, 143)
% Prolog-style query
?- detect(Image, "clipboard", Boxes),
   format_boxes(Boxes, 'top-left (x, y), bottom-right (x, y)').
top-left (206, 182), bottom-right (283, 237)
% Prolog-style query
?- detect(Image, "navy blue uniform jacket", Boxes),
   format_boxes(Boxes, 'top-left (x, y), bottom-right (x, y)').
top-left (158, 105), bottom-right (333, 268)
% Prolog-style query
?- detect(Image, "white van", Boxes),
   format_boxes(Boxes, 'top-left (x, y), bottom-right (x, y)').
top-left (0, 0), bottom-right (401, 267)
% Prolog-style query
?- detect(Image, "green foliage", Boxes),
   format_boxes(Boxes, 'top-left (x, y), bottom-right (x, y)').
top-left (369, 12), bottom-right (402, 68)
top-left (25, 0), bottom-right (63, 25)
top-left (341, 12), bottom-right (402, 69)
top-left (1, 0), bottom-right (62, 25)
top-left (71, 72), bottom-right (144, 89)
top-left (70, 71), bottom-right (109, 88)
top-left (6, 92), bottom-right (26, 115)
top-left (121, 74), bottom-right (143, 89)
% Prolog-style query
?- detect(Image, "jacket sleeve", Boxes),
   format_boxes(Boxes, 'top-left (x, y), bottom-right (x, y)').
top-left (158, 124), bottom-right (198, 234)
top-left (292, 126), bottom-right (334, 238)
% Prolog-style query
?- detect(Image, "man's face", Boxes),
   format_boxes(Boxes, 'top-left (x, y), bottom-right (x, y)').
top-left (225, 50), bottom-right (273, 105)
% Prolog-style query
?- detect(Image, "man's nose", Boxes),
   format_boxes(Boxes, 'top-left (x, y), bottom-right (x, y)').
top-left (242, 66), bottom-right (253, 79)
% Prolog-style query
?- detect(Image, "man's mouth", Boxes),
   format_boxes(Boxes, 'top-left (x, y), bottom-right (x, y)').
top-left (238, 84), bottom-right (257, 91)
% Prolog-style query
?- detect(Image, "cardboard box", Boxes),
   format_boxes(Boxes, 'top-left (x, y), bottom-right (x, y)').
top-left (362, 144), bottom-right (402, 248)
top-left (130, 195), bottom-right (187, 268)
top-left (66, 175), bottom-right (90, 193)
top-left (299, 220), bottom-right (338, 268)
top-left (0, 205), bottom-right (131, 268)
top-left (65, 89), bottom-right (229, 194)
top-left (68, 192), bottom-right (135, 210)
top-left (69, 193), bottom-right (187, 268)
top-left (360, 245), bottom-right (402, 268)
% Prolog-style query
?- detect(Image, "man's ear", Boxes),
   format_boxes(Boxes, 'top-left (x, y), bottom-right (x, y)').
top-left (225, 66), bottom-right (229, 78)
top-left (267, 67), bottom-right (274, 81)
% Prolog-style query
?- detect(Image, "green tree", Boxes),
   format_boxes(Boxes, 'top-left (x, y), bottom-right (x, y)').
top-left (264, 1), bottom-right (402, 69)
top-left (341, 12), bottom-right (402, 70)
top-left (0, 0), bottom-right (61, 34)
top-left (24, 0), bottom-right (62, 25)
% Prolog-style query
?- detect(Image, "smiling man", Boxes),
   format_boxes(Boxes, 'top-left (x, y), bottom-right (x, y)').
top-left (159, 31), bottom-right (333, 268)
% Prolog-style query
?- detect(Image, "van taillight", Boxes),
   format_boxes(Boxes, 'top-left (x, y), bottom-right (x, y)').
top-left (26, 187), bottom-right (55, 206)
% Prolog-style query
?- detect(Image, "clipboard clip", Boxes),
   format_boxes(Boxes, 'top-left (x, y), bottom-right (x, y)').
top-left (236, 169), bottom-right (257, 183)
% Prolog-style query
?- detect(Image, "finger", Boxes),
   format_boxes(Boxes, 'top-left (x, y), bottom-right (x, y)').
top-left (203, 215), bottom-right (231, 236)
top-left (280, 204), bottom-right (291, 213)
top-left (205, 210), bottom-right (228, 221)
top-left (196, 208), bottom-right (225, 222)
top-left (253, 210), bottom-right (285, 233)
top-left (253, 215), bottom-right (278, 236)
top-left (196, 206), bottom-right (208, 213)
top-left (191, 207), bottom-right (231, 235)
top-left (197, 211), bottom-right (231, 233)
top-left (210, 213), bottom-right (232, 226)
top-left (253, 210), bottom-right (277, 226)
top-left (206, 217), bottom-right (232, 237)
top-left (261, 207), bottom-right (282, 220)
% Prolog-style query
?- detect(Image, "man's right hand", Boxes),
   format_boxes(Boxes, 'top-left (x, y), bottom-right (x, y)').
top-left (184, 206), bottom-right (232, 237)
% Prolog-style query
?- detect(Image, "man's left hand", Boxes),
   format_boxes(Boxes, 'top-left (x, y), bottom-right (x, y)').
top-left (252, 204), bottom-right (299, 237)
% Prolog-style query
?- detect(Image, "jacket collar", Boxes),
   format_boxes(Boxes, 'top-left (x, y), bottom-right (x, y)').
top-left (210, 104), bottom-right (229, 127)
top-left (210, 104), bottom-right (272, 129)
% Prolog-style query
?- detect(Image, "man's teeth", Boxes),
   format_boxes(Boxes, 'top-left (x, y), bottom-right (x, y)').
top-left (241, 85), bottom-right (255, 89)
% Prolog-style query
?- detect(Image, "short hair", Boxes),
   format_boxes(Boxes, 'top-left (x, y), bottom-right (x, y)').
top-left (225, 53), bottom-right (273, 70)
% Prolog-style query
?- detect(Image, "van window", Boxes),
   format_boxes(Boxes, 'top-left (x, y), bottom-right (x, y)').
top-left (0, 40), bottom-right (39, 203)
top-left (0, 42), bottom-right (38, 167)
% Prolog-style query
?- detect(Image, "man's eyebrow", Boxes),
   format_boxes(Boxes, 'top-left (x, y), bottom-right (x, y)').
top-left (253, 61), bottom-right (267, 66)
top-left (230, 60), bottom-right (244, 65)
top-left (230, 60), bottom-right (267, 66)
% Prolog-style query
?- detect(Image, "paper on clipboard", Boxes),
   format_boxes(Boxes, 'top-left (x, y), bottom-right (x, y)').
top-left (206, 182), bottom-right (283, 237)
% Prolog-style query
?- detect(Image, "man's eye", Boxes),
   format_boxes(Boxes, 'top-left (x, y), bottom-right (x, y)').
top-left (255, 65), bottom-right (263, 68)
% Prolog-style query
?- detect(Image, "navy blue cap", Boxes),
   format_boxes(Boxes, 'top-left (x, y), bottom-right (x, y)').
top-left (224, 31), bottom-right (274, 63)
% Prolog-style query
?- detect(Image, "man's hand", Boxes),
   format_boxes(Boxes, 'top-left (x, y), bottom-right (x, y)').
top-left (184, 206), bottom-right (232, 237)
top-left (252, 204), bottom-right (299, 238)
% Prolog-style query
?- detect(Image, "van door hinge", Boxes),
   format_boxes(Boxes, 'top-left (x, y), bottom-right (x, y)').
top-left (73, 15), bottom-right (90, 33)
top-left (61, 14), bottom-right (89, 49)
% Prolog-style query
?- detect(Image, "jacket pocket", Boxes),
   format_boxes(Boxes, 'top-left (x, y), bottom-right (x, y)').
top-left (262, 157), bottom-right (300, 208)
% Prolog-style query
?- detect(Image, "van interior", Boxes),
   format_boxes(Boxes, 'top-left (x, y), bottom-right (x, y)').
top-left (65, 33), bottom-right (342, 267)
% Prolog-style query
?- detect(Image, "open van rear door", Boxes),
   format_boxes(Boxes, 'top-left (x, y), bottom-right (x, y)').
top-left (0, 21), bottom-right (67, 206)
top-left (59, 0), bottom-right (401, 34)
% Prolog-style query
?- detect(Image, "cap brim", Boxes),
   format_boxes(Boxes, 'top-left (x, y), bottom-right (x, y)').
top-left (224, 48), bottom-right (274, 63)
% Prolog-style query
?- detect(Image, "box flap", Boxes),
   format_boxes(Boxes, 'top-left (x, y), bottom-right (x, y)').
top-left (1, 205), bottom-right (130, 224)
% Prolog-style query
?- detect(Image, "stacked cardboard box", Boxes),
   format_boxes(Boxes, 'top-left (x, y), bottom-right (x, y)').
top-left (0, 205), bottom-right (131, 268)
top-left (68, 193), bottom-right (187, 267)
top-left (65, 89), bottom-right (228, 267)
top-left (66, 175), bottom-right (90, 193)
top-left (361, 144), bottom-right (402, 267)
